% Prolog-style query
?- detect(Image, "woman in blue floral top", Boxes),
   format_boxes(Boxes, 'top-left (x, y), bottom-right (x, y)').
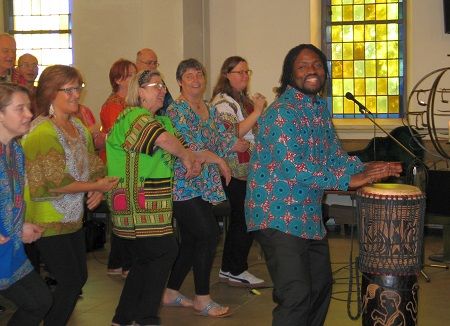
top-left (163, 59), bottom-right (247, 318)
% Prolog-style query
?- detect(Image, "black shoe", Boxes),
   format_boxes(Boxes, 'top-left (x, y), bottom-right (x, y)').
top-left (0, 305), bottom-right (5, 313)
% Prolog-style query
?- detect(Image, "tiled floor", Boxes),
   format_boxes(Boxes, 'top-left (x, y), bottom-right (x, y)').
top-left (1, 227), bottom-right (449, 326)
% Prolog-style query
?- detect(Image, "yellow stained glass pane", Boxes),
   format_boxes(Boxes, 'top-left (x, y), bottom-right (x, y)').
top-left (343, 61), bottom-right (354, 78)
top-left (354, 0), bottom-right (365, 4)
top-left (377, 60), bottom-right (388, 77)
top-left (332, 6), bottom-right (343, 22)
top-left (365, 4), bottom-right (376, 21)
top-left (354, 42), bottom-right (365, 60)
top-left (376, 24), bottom-right (387, 41)
top-left (365, 42), bottom-right (376, 59)
top-left (31, 1), bottom-right (41, 15)
top-left (59, 15), bottom-right (69, 30)
top-left (343, 79), bottom-right (354, 94)
top-left (332, 26), bottom-right (343, 42)
top-left (365, 24), bottom-right (376, 41)
top-left (354, 61), bottom-right (365, 78)
top-left (388, 77), bottom-right (399, 94)
top-left (42, 48), bottom-right (72, 65)
top-left (387, 41), bottom-right (398, 59)
top-left (366, 60), bottom-right (377, 77)
top-left (377, 78), bottom-right (388, 95)
top-left (57, 1), bottom-right (70, 13)
top-left (387, 4), bottom-right (399, 20)
top-left (366, 78), bottom-right (377, 95)
top-left (343, 5), bottom-right (353, 22)
top-left (366, 96), bottom-right (378, 113)
top-left (387, 23), bottom-right (398, 41)
top-left (376, 41), bottom-right (387, 59)
top-left (333, 97), bottom-right (344, 114)
top-left (354, 25), bottom-right (365, 42)
top-left (41, 1), bottom-right (53, 15)
top-left (332, 61), bottom-right (343, 78)
top-left (388, 59), bottom-right (398, 76)
top-left (376, 4), bottom-right (387, 21)
top-left (354, 5), bottom-right (365, 21)
top-left (377, 96), bottom-right (388, 113)
top-left (366, 0), bottom-right (376, 4)
top-left (331, 0), bottom-right (342, 5)
top-left (355, 78), bottom-right (366, 95)
top-left (14, 0), bottom-right (30, 15)
top-left (343, 25), bottom-right (354, 42)
top-left (344, 99), bottom-right (356, 114)
top-left (343, 43), bottom-right (354, 60)
top-left (332, 79), bottom-right (344, 96)
top-left (343, 0), bottom-right (353, 4)
top-left (388, 96), bottom-right (399, 113)
top-left (332, 43), bottom-right (343, 60)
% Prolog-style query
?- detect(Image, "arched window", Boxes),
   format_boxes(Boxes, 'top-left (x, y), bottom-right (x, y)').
top-left (324, 0), bottom-right (405, 118)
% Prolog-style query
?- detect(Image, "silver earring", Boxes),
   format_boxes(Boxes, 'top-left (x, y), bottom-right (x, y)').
top-left (49, 104), bottom-right (55, 116)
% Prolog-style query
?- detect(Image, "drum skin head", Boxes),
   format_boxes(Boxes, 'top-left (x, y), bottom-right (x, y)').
top-left (360, 183), bottom-right (423, 197)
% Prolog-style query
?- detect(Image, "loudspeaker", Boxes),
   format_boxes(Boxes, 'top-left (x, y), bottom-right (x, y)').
top-left (426, 170), bottom-right (450, 215)
top-left (84, 220), bottom-right (106, 252)
top-left (444, 0), bottom-right (450, 34)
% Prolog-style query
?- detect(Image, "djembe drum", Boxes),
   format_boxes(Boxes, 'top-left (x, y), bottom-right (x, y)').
top-left (356, 184), bottom-right (426, 326)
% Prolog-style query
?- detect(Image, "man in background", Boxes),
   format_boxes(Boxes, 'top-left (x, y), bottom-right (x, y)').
top-left (15, 53), bottom-right (39, 115)
top-left (0, 33), bottom-right (16, 82)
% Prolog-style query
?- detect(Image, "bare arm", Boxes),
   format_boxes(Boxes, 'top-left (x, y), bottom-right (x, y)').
top-left (49, 177), bottom-right (119, 194)
top-left (236, 93), bottom-right (267, 138)
top-left (349, 162), bottom-right (402, 188)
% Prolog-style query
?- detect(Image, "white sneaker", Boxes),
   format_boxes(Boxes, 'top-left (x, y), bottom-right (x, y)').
top-left (228, 271), bottom-right (265, 288)
top-left (219, 269), bottom-right (230, 283)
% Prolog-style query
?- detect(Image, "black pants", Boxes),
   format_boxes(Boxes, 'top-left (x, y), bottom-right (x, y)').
top-left (107, 232), bottom-right (134, 271)
top-left (255, 229), bottom-right (332, 326)
top-left (221, 177), bottom-right (254, 275)
top-left (35, 229), bottom-right (88, 326)
top-left (112, 235), bottom-right (178, 325)
top-left (0, 271), bottom-right (52, 326)
top-left (167, 197), bottom-right (219, 295)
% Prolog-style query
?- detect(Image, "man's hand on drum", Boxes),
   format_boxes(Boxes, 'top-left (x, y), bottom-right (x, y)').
top-left (349, 162), bottom-right (402, 188)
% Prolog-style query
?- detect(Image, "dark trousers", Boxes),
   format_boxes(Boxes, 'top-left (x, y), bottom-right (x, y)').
top-left (35, 228), bottom-right (88, 326)
top-left (0, 271), bottom-right (52, 326)
top-left (107, 232), bottom-right (134, 271)
top-left (221, 177), bottom-right (254, 275)
top-left (112, 235), bottom-right (178, 325)
top-left (255, 229), bottom-right (333, 326)
top-left (167, 197), bottom-right (220, 295)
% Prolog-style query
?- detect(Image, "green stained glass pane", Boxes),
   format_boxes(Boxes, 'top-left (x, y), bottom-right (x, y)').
top-left (354, 60), bottom-right (365, 78)
top-left (377, 78), bottom-right (388, 95)
top-left (366, 0), bottom-right (376, 4)
top-left (333, 97), bottom-right (344, 114)
top-left (332, 43), bottom-right (343, 60)
top-left (332, 6), bottom-right (343, 22)
top-left (388, 77), bottom-right (399, 94)
top-left (343, 61), bottom-right (354, 78)
top-left (343, 43), bottom-right (354, 60)
top-left (342, 0), bottom-right (353, 4)
top-left (387, 3), bottom-right (399, 20)
top-left (387, 41), bottom-right (398, 59)
top-left (332, 26), bottom-right (343, 42)
top-left (354, 42), bottom-right (365, 59)
top-left (343, 79), bottom-right (354, 94)
top-left (366, 78), bottom-right (377, 95)
top-left (388, 59), bottom-right (398, 76)
top-left (367, 96), bottom-right (377, 113)
top-left (387, 23), bottom-right (398, 41)
top-left (376, 4), bottom-right (387, 21)
top-left (332, 61), bottom-right (343, 78)
top-left (388, 96), bottom-right (399, 113)
top-left (365, 24), bottom-right (376, 41)
top-left (354, 5), bottom-right (365, 21)
top-left (343, 5), bottom-right (353, 22)
top-left (354, 0), bottom-right (365, 4)
top-left (366, 60), bottom-right (377, 77)
top-left (343, 25), bottom-right (354, 42)
top-left (377, 59), bottom-right (388, 77)
top-left (355, 78), bottom-right (366, 95)
top-left (377, 96), bottom-right (388, 113)
top-left (376, 24), bottom-right (387, 41)
top-left (376, 42), bottom-right (387, 59)
top-left (365, 4), bottom-right (376, 21)
top-left (354, 25), bottom-right (365, 42)
top-left (332, 79), bottom-right (344, 96)
top-left (365, 42), bottom-right (376, 59)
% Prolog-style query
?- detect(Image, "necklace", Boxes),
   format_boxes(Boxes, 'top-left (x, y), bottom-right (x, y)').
top-left (181, 96), bottom-right (202, 110)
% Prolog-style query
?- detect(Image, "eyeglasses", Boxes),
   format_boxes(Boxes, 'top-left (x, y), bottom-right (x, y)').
top-left (145, 83), bottom-right (166, 91)
top-left (17, 63), bottom-right (38, 69)
top-left (138, 60), bottom-right (160, 67)
top-left (228, 70), bottom-right (253, 76)
top-left (58, 83), bottom-right (85, 95)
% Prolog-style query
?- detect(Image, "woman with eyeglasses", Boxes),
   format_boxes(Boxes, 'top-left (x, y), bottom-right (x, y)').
top-left (211, 56), bottom-right (267, 288)
top-left (21, 65), bottom-right (119, 325)
top-left (162, 58), bottom-right (246, 318)
top-left (107, 69), bottom-right (200, 326)
top-left (0, 82), bottom-right (52, 326)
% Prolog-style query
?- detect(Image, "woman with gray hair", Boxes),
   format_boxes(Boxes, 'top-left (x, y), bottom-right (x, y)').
top-left (106, 69), bottom-right (200, 326)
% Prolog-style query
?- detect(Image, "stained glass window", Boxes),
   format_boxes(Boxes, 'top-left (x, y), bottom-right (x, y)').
top-left (5, 0), bottom-right (72, 74)
top-left (324, 0), bottom-right (405, 118)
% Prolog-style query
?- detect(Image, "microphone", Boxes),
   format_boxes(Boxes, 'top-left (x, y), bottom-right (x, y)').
top-left (345, 92), bottom-right (372, 115)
